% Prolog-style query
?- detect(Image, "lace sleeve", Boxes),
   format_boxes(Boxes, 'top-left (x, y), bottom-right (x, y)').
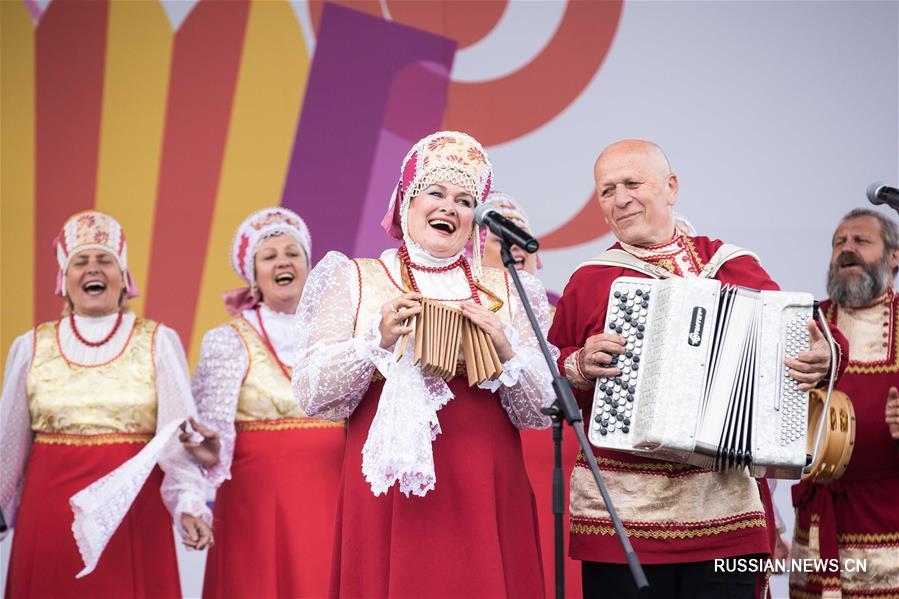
top-left (480, 271), bottom-right (557, 430)
top-left (292, 251), bottom-right (379, 420)
top-left (0, 332), bottom-right (34, 534)
top-left (191, 326), bottom-right (246, 488)
top-left (154, 326), bottom-right (212, 525)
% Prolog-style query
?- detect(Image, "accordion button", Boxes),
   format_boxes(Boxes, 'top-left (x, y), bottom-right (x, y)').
top-left (629, 385), bottom-right (636, 392)
top-left (614, 291), bottom-right (621, 298)
top-left (622, 426), bottom-right (630, 433)
top-left (636, 289), bottom-right (643, 296)
top-left (624, 418), bottom-right (631, 425)
top-left (594, 414), bottom-right (602, 422)
top-left (600, 428), bottom-right (608, 436)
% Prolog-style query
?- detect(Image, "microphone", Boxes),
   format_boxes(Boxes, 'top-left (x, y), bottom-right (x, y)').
top-left (866, 182), bottom-right (899, 210)
top-left (474, 204), bottom-right (539, 253)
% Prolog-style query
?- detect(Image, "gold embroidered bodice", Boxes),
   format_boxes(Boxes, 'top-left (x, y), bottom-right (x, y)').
top-left (229, 318), bottom-right (307, 422)
top-left (27, 319), bottom-right (159, 435)
top-left (351, 259), bottom-right (515, 340)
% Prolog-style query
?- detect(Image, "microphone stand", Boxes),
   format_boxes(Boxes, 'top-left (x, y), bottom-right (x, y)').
top-left (499, 242), bottom-right (648, 599)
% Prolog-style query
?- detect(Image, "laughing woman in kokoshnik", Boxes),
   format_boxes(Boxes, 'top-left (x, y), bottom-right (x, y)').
top-left (0, 211), bottom-right (212, 598)
top-left (182, 208), bottom-right (345, 598)
top-left (292, 131), bottom-right (558, 598)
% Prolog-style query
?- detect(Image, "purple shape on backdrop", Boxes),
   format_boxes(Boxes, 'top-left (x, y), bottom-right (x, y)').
top-left (281, 3), bottom-right (456, 263)
top-left (355, 60), bottom-right (453, 258)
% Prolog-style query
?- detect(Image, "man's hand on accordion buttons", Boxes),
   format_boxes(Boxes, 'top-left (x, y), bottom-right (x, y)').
top-left (460, 301), bottom-right (513, 362)
top-left (885, 387), bottom-right (899, 441)
top-left (579, 333), bottom-right (626, 380)
top-left (784, 320), bottom-right (831, 392)
top-left (379, 292), bottom-right (422, 349)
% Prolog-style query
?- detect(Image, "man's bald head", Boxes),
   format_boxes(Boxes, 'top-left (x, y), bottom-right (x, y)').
top-left (594, 139), bottom-right (672, 181)
top-left (594, 139), bottom-right (679, 246)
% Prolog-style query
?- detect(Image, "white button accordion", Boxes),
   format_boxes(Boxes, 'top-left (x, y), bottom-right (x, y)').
top-left (588, 276), bottom-right (818, 479)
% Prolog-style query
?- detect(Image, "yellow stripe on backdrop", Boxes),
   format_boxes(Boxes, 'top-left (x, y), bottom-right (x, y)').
top-left (0, 1), bottom-right (35, 372)
top-left (188, 0), bottom-right (310, 367)
top-left (94, 0), bottom-right (174, 317)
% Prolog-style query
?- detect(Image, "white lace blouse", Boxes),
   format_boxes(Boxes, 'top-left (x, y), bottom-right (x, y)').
top-left (191, 304), bottom-right (297, 488)
top-left (292, 244), bottom-right (558, 497)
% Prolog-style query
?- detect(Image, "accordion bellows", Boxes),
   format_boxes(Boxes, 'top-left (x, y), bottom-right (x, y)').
top-left (404, 299), bottom-right (503, 386)
top-left (589, 277), bottom-right (815, 479)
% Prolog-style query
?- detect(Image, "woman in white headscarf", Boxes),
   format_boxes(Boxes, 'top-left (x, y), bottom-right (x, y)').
top-left (0, 210), bottom-right (211, 597)
top-left (293, 131), bottom-right (557, 598)
top-left (185, 207), bottom-right (344, 598)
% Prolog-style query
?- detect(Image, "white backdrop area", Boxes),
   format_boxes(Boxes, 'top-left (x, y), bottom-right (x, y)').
top-left (1, 1), bottom-right (897, 598)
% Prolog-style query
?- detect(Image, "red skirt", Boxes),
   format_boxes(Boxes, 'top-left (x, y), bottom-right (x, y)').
top-left (5, 438), bottom-right (180, 598)
top-left (331, 379), bottom-right (546, 599)
top-left (202, 422), bottom-right (345, 598)
top-left (520, 428), bottom-right (583, 598)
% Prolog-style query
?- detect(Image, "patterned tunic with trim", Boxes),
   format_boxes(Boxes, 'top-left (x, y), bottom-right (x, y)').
top-left (549, 235), bottom-right (818, 565)
top-left (790, 290), bottom-right (899, 599)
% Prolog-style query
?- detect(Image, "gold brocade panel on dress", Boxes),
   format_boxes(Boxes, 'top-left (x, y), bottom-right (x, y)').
top-left (27, 319), bottom-right (159, 435)
top-left (229, 318), bottom-right (311, 423)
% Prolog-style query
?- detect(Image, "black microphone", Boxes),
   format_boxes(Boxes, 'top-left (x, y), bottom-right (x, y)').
top-left (866, 182), bottom-right (899, 210)
top-left (474, 204), bottom-right (539, 253)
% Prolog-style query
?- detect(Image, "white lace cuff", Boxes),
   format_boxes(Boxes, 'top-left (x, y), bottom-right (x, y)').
top-left (174, 492), bottom-right (212, 524)
top-left (478, 322), bottom-right (528, 392)
top-left (358, 315), bottom-right (394, 377)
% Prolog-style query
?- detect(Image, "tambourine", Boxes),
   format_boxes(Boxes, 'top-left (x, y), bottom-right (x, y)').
top-left (803, 388), bottom-right (856, 483)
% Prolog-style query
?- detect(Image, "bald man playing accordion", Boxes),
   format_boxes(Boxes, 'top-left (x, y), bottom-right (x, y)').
top-left (548, 139), bottom-right (848, 599)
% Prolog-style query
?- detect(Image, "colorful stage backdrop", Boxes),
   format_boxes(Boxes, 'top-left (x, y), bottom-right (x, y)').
top-left (1, 2), bottom-right (896, 596)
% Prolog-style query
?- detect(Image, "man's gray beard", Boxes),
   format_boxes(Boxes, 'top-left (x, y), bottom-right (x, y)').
top-left (827, 254), bottom-right (893, 308)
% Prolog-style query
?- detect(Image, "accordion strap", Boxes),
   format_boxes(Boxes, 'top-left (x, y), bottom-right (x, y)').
top-left (699, 243), bottom-right (760, 278)
top-left (578, 243), bottom-right (759, 280)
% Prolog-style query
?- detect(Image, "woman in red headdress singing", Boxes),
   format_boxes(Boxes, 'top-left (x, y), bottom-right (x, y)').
top-left (0, 211), bottom-right (212, 598)
top-left (184, 207), bottom-right (345, 598)
top-left (292, 131), bottom-right (557, 598)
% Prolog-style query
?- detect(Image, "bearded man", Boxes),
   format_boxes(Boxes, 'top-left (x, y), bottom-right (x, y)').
top-left (790, 208), bottom-right (899, 599)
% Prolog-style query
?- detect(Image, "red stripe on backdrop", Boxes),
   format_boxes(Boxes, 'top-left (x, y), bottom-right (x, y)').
top-left (538, 191), bottom-right (610, 250)
top-left (34, 0), bottom-right (109, 323)
top-left (144, 0), bottom-right (250, 348)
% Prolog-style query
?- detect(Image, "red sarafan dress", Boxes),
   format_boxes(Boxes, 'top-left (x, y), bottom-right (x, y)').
top-left (292, 247), bottom-right (558, 598)
top-left (0, 312), bottom-right (209, 598)
top-left (193, 304), bottom-right (345, 599)
top-left (790, 290), bottom-right (899, 599)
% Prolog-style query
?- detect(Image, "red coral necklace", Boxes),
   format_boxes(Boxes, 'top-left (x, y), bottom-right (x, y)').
top-left (69, 310), bottom-right (124, 347)
top-left (398, 244), bottom-right (481, 304)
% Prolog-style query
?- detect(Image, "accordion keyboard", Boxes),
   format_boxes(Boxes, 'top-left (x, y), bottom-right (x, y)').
top-left (591, 280), bottom-right (654, 439)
